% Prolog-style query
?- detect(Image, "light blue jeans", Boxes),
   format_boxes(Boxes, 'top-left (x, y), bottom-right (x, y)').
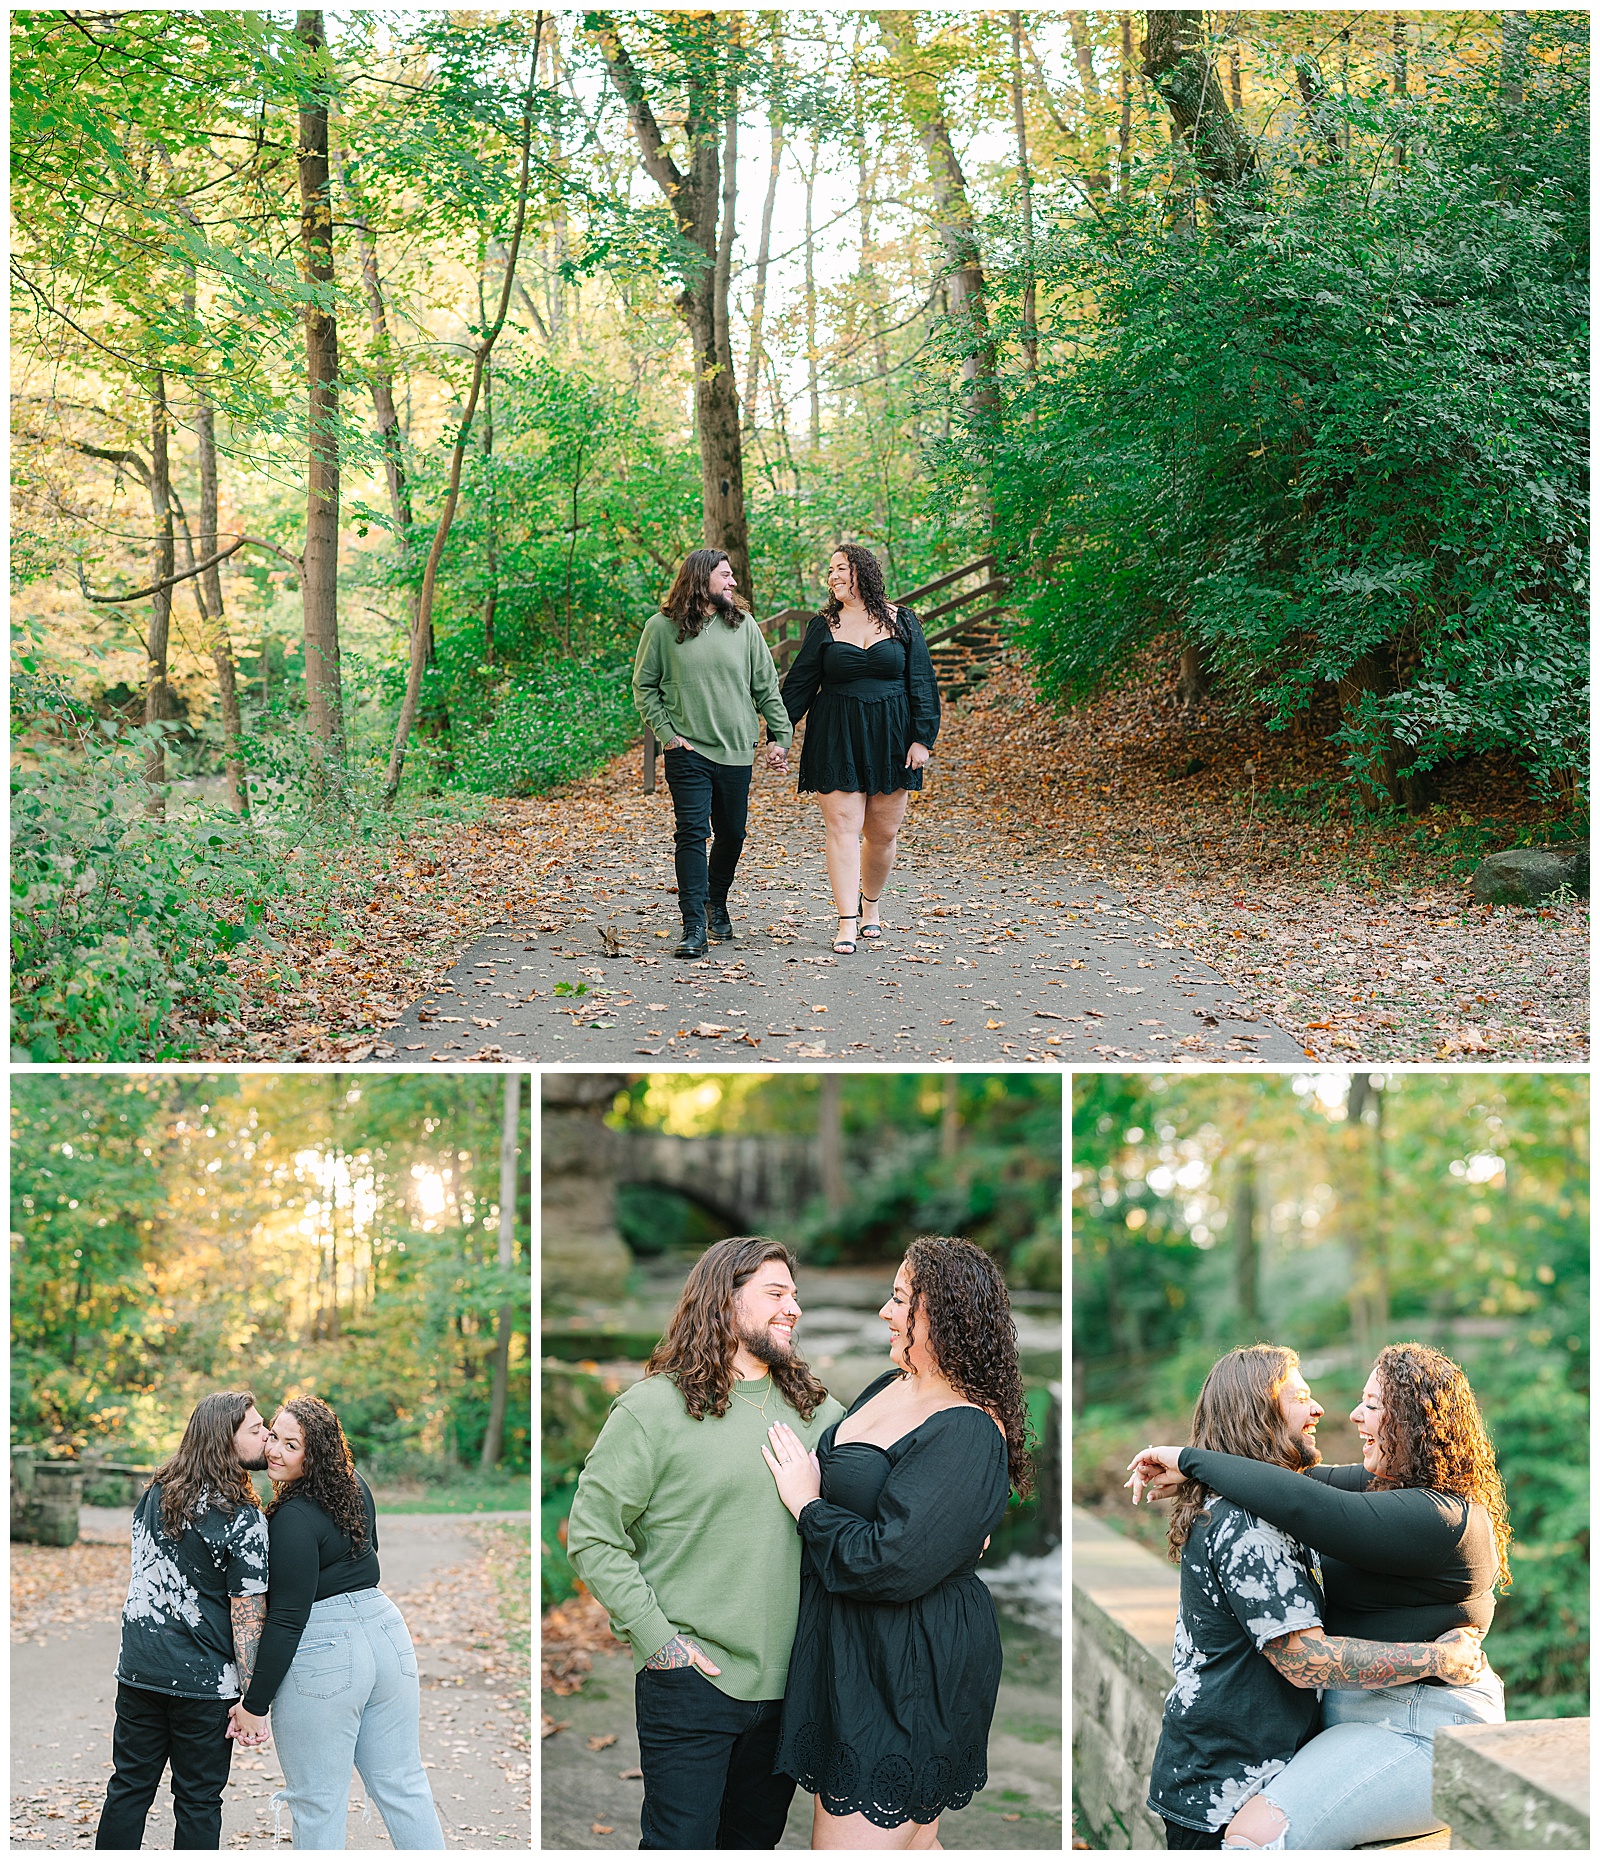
top-left (270, 1588), bottom-right (445, 1850)
top-left (1245, 1664), bottom-right (1505, 1849)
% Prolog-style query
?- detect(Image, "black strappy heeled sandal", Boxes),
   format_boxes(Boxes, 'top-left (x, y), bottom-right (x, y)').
top-left (832, 913), bottom-right (858, 955)
top-left (858, 891), bottom-right (883, 940)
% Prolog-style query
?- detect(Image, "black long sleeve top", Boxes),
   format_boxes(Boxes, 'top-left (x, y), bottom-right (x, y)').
top-left (241, 1473), bottom-right (381, 1714)
top-left (1177, 1449), bottom-right (1499, 1643)
top-left (780, 609), bottom-right (942, 748)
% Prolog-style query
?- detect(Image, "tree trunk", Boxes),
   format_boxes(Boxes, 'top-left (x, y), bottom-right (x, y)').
top-left (144, 371), bottom-right (175, 817)
top-left (480, 351), bottom-right (499, 663)
top-left (1119, 15), bottom-right (1134, 188)
top-left (818, 1073), bottom-right (846, 1213)
top-left (193, 392), bottom-right (249, 815)
top-left (803, 133), bottom-right (821, 450)
top-left (1141, 10), bottom-right (1257, 210)
top-left (878, 13), bottom-right (1001, 436)
top-left (1500, 10), bottom-right (1530, 110)
top-left (1344, 1074), bottom-right (1389, 1364)
top-left (1009, 13), bottom-right (1039, 387)
top-left (1064, 12), bottom-right (1110, 193)
top-left (940, 1075), bottom-right (960, 1160)
top-left (594, 18), bottom-right (752, 605)
top-left (1176, 641), bottom-right (1208, 708)
top-left (381, 31), bottom-right (541, 807)
top-left (1295, 54), bottom-right (1343, 164)
top-left (744, 96), bottom-right (784, 432)
top-left (481, 1072), bottom-right (520, 1470)
top-left (1228, 45), bottom-right (1243, 114)
top-left (1230, 1150), bottom-right (1258, 1326)
top-left (296, 9), bottom-right (347, 796)
top-left (1336, 650), bottom-right (1434, 815)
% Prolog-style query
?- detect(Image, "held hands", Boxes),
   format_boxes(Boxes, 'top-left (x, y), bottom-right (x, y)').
top-left (762, 1422), bottom-right (822, 1519)
top-left (1431, 1626), bottom-right (1489, 1687)
top-left (904, 740), bottom-right (930, 771)
top-left (226, 1701), bottom-right (271, 1748)
top-left (1124, 1444), bottom-right (1185, 1505)
top-left (764, 742), bottom-right (789, 771)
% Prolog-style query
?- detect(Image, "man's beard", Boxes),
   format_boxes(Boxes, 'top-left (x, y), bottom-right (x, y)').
top-left (239, 1451), bottom-right (270, 1473)
top-left (737, 1318), bottom-right (793, 1371)
top-left (1294, 1432), bottom-right (1322, 1470)
top-left (707, 592), bottom-right (743, 622)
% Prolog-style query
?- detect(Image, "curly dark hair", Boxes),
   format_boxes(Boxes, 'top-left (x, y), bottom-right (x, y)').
top-left (265, 1396), bottom-right (369, 1554)
top-left (663, 548), bottom-right (749, 643)
top-left (1167, 1345), bottom-right (1317, 1563)
top-left (902, 1236), bottom-right (1034, 1496)
top-left (151, 1390), bottom-right (264, 1540)
top-left (821, 542), bottom-right (911, 644)
top-left (645, 1237), bottom-right (830, 1423)
top-left (1370, 1342), bottom-right (1513, 1591)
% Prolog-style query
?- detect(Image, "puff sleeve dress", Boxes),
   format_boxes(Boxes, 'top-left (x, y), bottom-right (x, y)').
top-left (774, 1369), bottom-right (1011, 1828)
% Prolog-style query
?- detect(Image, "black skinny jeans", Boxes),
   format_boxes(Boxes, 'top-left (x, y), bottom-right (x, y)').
top-left (663, 745), bottom-right (751, 931)
top-left (96, 1682), bottom-right (235, 1849)
top-left (634, 1665), bottom-right (795, 1849)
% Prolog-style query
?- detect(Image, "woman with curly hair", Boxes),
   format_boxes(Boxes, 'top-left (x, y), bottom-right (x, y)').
top-left (226, 1397), bottom-right (443, 1849)
top-left (762, 1236), bottom-right (1030, 1849)
top-left (780, 543), bottom-right (941, 953)
top-left (1126, 1342), bottom-right (1512, 1849)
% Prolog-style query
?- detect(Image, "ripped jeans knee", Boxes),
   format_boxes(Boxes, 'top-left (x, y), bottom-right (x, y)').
top-left (1222, 1795), bottom-right (1288, 1850)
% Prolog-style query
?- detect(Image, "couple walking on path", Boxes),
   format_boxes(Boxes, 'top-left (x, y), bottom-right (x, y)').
top-left (633, 542), bottom-right (942, 961)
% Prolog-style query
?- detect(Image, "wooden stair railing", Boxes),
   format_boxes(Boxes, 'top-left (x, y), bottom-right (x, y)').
top-left (643, 555), bottom-right (1010, 791)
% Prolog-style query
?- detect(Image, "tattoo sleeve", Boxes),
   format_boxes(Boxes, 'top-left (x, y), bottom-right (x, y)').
top-left (644, 1633), bottom-right (701, 1670)
top-left (230, 1594), bottom-right (266, 1691)
top-left (1262, 1626), bottom-right (1445, 1690)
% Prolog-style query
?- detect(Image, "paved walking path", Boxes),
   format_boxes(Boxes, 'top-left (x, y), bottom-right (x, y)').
top-left (375, 765), bottom-right (1301, 1065)
top-left (11, 1512), bottom-right (530, 1850)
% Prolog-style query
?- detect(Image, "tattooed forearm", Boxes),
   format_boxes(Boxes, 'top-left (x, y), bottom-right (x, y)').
top-left (644, 1633), bottom-right (702, 1670)
top-left (230, 1594), bottom-right (266, 1690)
top-left (1263, 1626), bottom-right (1469, 1690)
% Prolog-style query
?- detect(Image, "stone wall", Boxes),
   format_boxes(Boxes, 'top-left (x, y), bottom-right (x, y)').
top-left (1071, 1505), bottom-right (1591, 1852)
top-left (1071, 1507), bottom-right (1175, 1848)
top-left (1434, 1720), bottom-right (1590, 1849)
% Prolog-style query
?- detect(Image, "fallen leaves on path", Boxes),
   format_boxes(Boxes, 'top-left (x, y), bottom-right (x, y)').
top-left (930, 650), bottom-right (1588, 1063)
top-left (11, 1542), bottom-right (126, 1641)
top-left (176, 646), bottom-right (1585, 1063)
top-left (541, 1590), bottom-right (628, 1719)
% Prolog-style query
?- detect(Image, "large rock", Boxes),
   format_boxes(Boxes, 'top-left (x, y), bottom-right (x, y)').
top-left (1470, 844), bottom-right (1589, 908)
top-left (541, 1074), bottom-right (632, 1302)
top-left (1433, 1718), bottom-right (1590, 1849)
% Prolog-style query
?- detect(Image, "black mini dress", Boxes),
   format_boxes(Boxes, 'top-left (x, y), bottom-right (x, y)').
top-left (781, 610), bottom-right (942, 795)
top-left (774, 1369), bottom-right (1010, 1829)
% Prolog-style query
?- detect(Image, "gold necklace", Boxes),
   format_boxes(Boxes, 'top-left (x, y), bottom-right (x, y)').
top-left (730, 1374), bottom-right (773, 1419)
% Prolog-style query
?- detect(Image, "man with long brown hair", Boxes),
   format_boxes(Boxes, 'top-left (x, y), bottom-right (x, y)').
top-left (633, 549), bottom-right (792, 958)
top-left (95, 1390), bottom-right (272, 1850)
top-left (567, 1237), bottom-right (845, 1848)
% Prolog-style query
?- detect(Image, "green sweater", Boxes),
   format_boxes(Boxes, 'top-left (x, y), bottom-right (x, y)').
top-left (566, 1370), bottom-right (844, 1701)
top-left (632, 610), bottom-right (793, 765)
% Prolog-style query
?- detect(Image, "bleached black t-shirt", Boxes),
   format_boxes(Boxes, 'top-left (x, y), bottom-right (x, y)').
top-left (114, 1479), bottom-right (270, 1701)
top-left (1147, 1498), bottom-right (1325, 1833)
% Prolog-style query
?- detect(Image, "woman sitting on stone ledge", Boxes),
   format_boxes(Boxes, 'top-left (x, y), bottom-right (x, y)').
top-left (1128, 1342), bottom-right (1510, 1850)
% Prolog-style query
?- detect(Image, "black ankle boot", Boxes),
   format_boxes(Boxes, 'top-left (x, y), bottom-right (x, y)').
top-left (707, 902), bottom-right (736, 942)
top-left (674, 920), bottom-right (709, 959)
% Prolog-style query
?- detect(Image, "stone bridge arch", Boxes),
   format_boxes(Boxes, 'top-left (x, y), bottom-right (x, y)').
top-left (615, 1132), bottom-right (822, 1232)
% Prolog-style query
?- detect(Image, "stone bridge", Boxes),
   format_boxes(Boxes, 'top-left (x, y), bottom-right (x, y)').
top-left (614, 1131), bottom-right (824, 1229)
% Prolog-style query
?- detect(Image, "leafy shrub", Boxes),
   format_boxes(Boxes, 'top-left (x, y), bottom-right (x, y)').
top-left (450, 657), bottom-right (639, 796)
top-left (980, 23), bottom-right (1588, 804)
